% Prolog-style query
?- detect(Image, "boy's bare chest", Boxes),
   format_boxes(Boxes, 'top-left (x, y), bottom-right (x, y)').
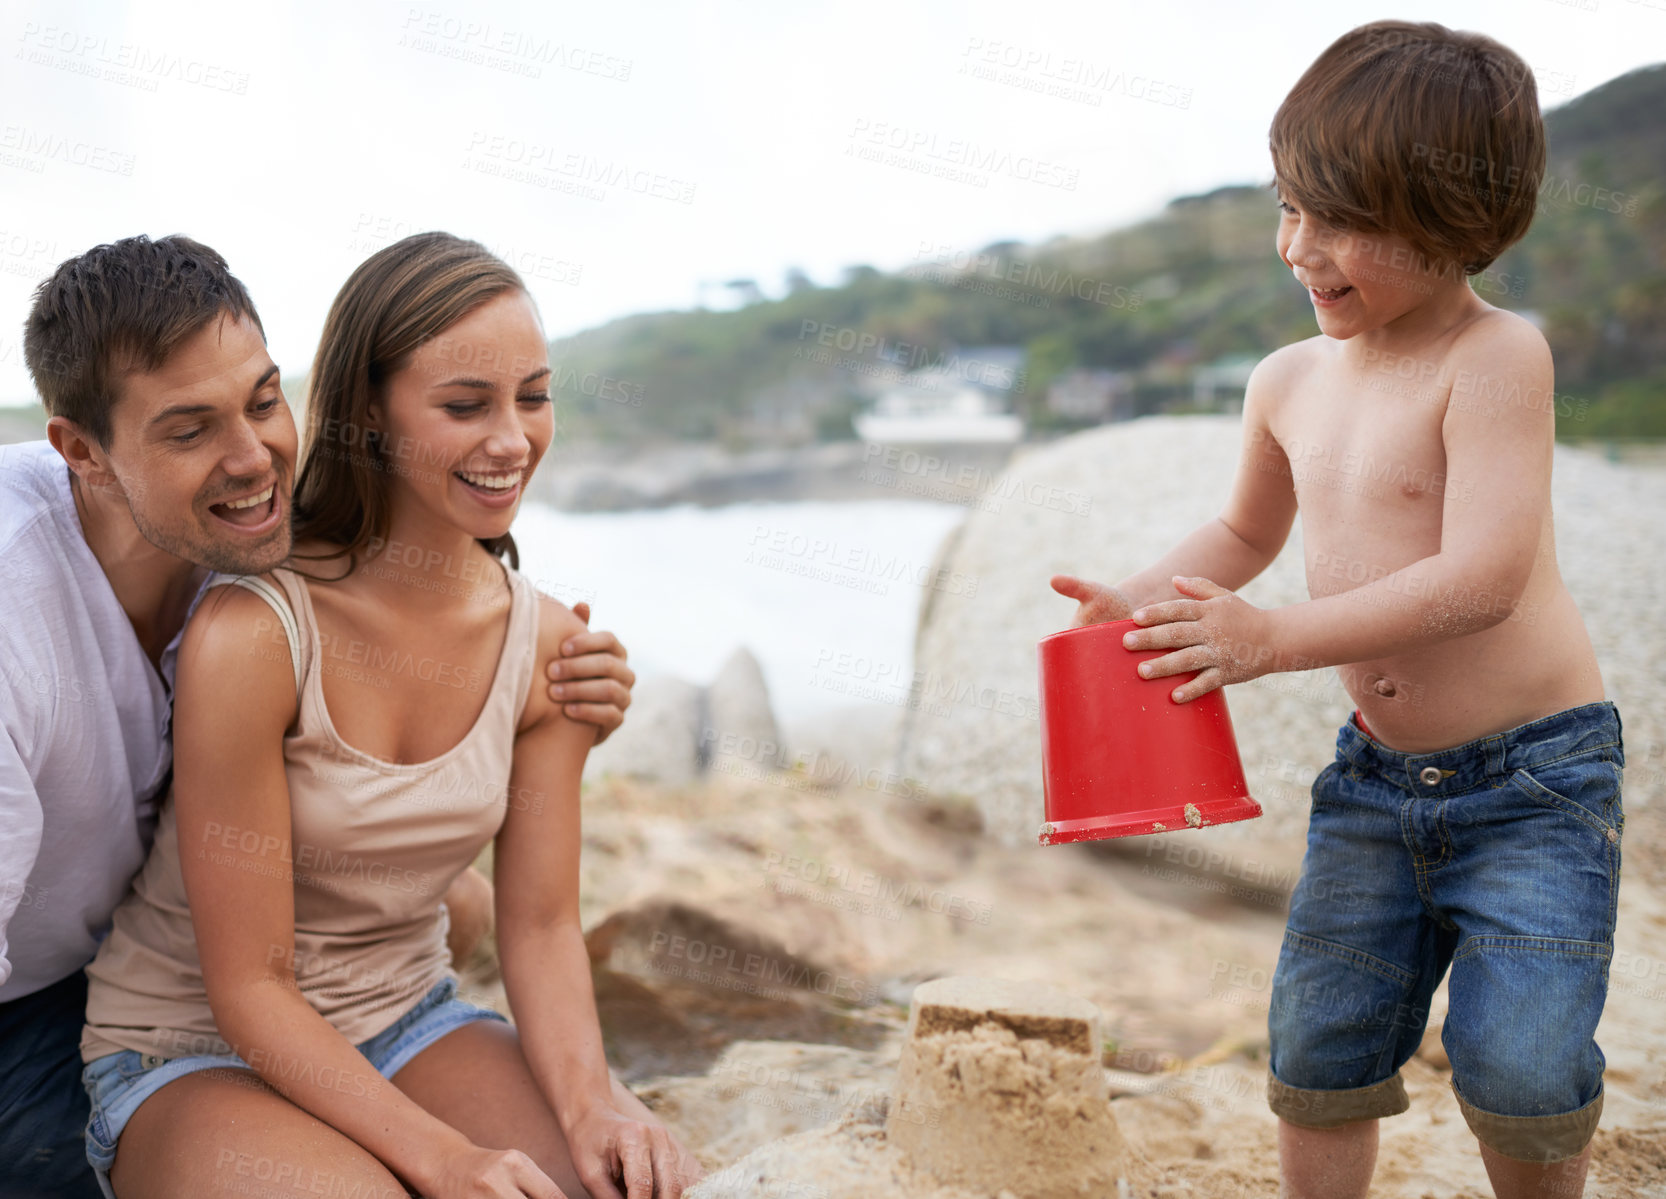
top-left (1272, 374), bottom-right (1468, 584)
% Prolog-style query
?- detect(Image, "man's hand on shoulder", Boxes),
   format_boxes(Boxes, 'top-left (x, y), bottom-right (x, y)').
top-left (542, 600), bottom-right (634, 744)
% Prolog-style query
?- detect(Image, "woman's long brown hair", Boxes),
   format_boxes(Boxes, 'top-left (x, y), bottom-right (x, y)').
top-left (291, 232), bottom-right (527, 579)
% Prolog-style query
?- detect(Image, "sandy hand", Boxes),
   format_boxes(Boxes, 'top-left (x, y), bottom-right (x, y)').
top-left (1120, 576), bottom-right (1277, 702)
top-left (567, 1105), bottom-right (703, 1199)
top-left (1049, 575), bottom-right (1135, 627)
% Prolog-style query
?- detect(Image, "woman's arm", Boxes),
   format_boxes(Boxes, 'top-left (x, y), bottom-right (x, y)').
top-left (495, 595), bottom-right (698, 1198)
top-left (173, 584), bottom-right (555, 1199)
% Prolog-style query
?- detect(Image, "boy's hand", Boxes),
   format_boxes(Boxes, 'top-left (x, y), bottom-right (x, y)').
top-left (546, 601), bottom-right (635, 744)
top-left (1122, 576), bottom-right (1276, 702)
top-left (1050, 575), bottom-right (1135, 627)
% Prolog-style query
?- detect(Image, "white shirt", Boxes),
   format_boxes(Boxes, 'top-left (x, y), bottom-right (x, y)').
top-left (0, 441), bottom-right (197, 1000)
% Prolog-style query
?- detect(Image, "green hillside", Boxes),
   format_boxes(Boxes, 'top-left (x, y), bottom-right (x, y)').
top-left (548, 63), bottom-right (1666, 444)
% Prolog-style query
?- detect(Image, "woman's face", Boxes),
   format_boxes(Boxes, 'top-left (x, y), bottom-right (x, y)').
top-left (369, 289), bottom-right (553, 543)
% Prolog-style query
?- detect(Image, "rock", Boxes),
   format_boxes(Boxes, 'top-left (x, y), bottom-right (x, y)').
top-left (780, 703), bottom-right (905, 791)
top-left (585, 897), bottom-right (834, 982)
top-left (586, 674), bottom-right (705, 786)
top-left (704, 648), bottom-right (781, 772)
top-left (586, 648), bottom-right (794, 789)
top-left (582, 897), bottom-right (893, 1080)
top-left (887, 977), bottom-right (1127, 1198)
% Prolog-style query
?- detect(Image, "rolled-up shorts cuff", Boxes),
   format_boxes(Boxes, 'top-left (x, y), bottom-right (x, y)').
top-left (1453, 1079), bottom-right (1602, 1162)
top-left (1267, 1070), bottom-right (1409, 1128)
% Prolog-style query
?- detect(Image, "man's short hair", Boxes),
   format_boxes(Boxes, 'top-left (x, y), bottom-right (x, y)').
top-left (23, 234), bottom-right (264, 448)
top-left (1270, 21), bottom-right (1546, 275)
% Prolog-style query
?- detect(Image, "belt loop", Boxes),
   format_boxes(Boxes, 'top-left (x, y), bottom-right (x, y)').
top-left (1486, 734), bottom-right (1508, 780)
top-left (1340, 721), bottom-right (1368, 769)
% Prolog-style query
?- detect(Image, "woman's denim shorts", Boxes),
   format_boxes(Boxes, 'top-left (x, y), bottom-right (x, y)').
top-left (81, 975), bottom-right (505, 1197)
top-left (1267, 702), bottom-right (1623, 1163)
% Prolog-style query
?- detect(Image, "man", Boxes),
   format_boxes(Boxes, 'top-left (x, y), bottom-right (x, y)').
top-left (0, 234), bottom-right (635, 1197)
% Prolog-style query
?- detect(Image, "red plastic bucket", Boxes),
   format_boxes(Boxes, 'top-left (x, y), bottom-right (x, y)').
top-left (1038, 618), bottom-right (1261, 845)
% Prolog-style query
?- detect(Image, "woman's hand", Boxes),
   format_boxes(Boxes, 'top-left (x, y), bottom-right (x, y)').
top-left (563, 1104), bottom-right (703, 1199)
top-left (1120, 576), bottom-right (1278, 702)
top-left (545, 602), bottom-right (635, 744)
top-left (1049, 575), bottom-right (1135, 627)
top-left (422, 1144), bottom-right (565, 1199)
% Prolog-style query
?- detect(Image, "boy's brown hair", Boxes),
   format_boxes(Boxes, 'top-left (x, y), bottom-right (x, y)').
top-left (23, 234), bottom-right (265, 448)
top-left (1270, 20), bottom-right (1545, 276)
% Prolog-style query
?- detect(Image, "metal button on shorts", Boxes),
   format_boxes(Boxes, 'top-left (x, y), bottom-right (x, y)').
top-left (1419, 766), bottom-right (1442, 786)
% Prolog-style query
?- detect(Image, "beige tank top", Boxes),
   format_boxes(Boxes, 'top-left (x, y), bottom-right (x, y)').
top-left (82, 561), bottom-right (537, 1063)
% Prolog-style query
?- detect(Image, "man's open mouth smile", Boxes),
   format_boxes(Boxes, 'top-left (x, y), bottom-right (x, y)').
top-left (208, 483), bottom-right (282, 534)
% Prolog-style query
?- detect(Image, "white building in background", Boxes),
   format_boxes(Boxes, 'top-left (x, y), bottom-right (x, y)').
top-left (855, 374), bottom-right (1024, 444)
top-left (855, 345), bottom-right (1026, 445)
top-left (1046, 369), bottom-right (1134, 422)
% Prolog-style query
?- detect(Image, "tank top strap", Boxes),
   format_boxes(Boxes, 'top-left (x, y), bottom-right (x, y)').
top-left (203, 571), bottom-right (304, 696)
top-left (209, 560), bottom-right (539, 743)
top-left (501, 565), bottom-right (543, 730)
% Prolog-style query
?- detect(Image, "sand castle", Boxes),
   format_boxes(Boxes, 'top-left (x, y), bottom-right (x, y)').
top-left (689, 975), bottom-right (1132, 1198)
top-left (888, 977), bottom-right (1130, 1197)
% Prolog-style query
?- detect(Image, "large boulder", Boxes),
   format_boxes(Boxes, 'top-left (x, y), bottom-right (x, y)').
top-left (586, 647), bottom-right (788, 789)
top-left (703, 647), bottom-right (781, 773)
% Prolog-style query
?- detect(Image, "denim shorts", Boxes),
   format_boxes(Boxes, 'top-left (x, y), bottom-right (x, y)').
top-left (82, 975), bottom-right (504, 1197)
top-left (1267, 702), bottom-right (1623, 1163)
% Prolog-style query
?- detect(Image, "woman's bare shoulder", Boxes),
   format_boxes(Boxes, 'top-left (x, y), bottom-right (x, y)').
top-left (516, 587), bottom-right (589, 732)
top-left (177, 583), bottom-right (299, 724)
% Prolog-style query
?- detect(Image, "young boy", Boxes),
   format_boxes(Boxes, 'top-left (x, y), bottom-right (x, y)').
top-left (1052, 21), bottom-right (1620, 1199)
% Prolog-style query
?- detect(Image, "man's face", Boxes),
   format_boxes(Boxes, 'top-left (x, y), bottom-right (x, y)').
top-left (94, 312), bottom-right (298, 575)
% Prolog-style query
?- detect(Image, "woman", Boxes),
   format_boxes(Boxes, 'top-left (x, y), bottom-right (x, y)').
top-left (78, 233), bottom-right (701, 1198)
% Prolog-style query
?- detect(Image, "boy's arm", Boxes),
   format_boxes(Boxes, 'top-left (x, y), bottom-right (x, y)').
top-left (1130, 318), bottom-right (1551, 700)
top-left (1052, 352), bottom-right (1299, 624)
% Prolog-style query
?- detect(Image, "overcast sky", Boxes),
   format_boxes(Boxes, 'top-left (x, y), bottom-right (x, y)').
top-left (1, 0), bottom-right (1659, 404)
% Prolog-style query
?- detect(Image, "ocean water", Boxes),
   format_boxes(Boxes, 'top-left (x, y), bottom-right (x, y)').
top-left (510, 500), bottom-right (968, 724)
